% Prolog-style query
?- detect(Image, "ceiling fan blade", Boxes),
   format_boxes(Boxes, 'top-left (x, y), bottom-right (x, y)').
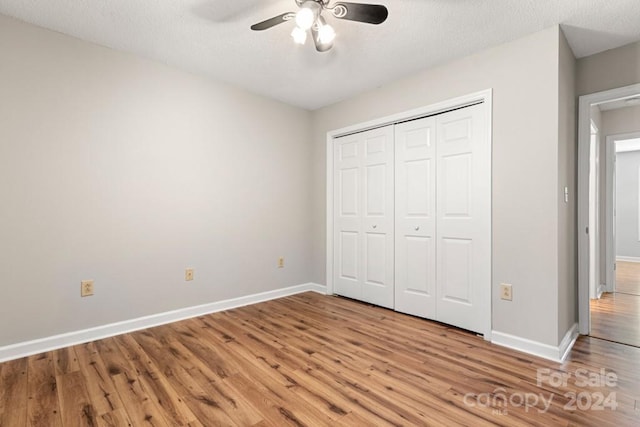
top-left (250, 12), bottom-right (295, 31)
top-left (330, 2), bottom-right (388, 24)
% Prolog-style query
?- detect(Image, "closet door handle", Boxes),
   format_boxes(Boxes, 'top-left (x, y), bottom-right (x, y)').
top-left (372, 225), bottom-right (377, 229)
top-left (414, 226), bottom-right (420, 231)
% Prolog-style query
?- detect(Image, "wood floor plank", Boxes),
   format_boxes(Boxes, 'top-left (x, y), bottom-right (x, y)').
top-left (94, 408), bottom-right (133, 427)
top-left (74, 342), bottom-right (125, 417)
top-left (113, 333), bottom-right (201, 426)
top-left (141, 330), bottom-right (264, 426)
top-left (56, 370), bottom-right (98, 427)
top-left (296, 363), bottom-right (422, 426)
top-left (109, 371), bottom-right (173, 427)
top-left (53, 347), bottom-right (80, 376)
top-left (218, 343), bottom-right (338, 425)
top-left (94, 337), bottom-right (174, 427)
top-left (223, 372), bottom-right (334, 427)
top-left (166, 319), bottom-right (243, 379)
top-left (0, 358), bottom-right (28, 427)
top-left (335, 410), bottom-right (391, 427)
top-left (190, 313), bottom-right (338, 426)
top-left (314, 348), bottom-right (483, 426)
top-left (591, 292), bottom-right (640, 347)
top-left (0, 369), bottom-right (3, 424)
top-left (26, 352), bottom-right (62, 427)
top-left (3, 292), bottom-right (640, 426)
top-left (589, 260), bottom-right (640, 348)
top-left (153, 358), bottom-right (237, 426)
top-left (615, 261), bottom-right (640, 295)
top-left (286, 365), bottom-right (399, 426)
top-left (0, 365), bottom-right (3, 424)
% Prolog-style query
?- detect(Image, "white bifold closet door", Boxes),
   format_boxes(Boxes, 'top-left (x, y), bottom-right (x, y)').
top-left (395, 103), bottom-right (490, 333)
top-left (394, 116), bottom-right (437, 318)
top-left (333, 125), bottom-right (395, 308)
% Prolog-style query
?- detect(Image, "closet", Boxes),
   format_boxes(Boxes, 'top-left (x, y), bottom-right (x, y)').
top-left (332, 102), bottom-right (490, 334)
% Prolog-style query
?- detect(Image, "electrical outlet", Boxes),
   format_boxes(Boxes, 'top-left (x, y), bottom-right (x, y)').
top-left (81, 280), bottom-right (94, 297)
top-left (500, 283), bottom-right (513, 301)
top-left (278, 257), bottom-right (285, 268)
top-left (185, 268), bottom-right (194, 281)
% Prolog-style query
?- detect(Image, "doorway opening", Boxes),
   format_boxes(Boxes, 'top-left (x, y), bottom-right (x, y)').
top-left (578, 84), bottom-right (640, 347)
top-left (591, 133), bottom-right (640, 347)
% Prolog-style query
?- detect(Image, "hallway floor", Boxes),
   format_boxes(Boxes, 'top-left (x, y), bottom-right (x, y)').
top-left (590, 261), bottom-right (640, 347)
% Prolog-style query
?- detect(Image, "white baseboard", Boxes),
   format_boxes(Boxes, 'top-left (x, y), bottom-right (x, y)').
top-left (616, 256), bottom-right (640, 263)
top-left (558, 323), bottom-right (580, 361)
top-left (0, 282), bottom-right (327, 363)
top-left (491, 323), bottom-right (579, 363)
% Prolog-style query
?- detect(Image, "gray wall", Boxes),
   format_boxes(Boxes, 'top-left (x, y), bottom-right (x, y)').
top-left (311, 26), bottom-right (568, 347)
top-left (615, 151), bottom-right (640, 258)
top-left (602, 105), bottom-right (640, 137)
top-left (0, 15), bottom-right (313, 347)
top-left (577, 40), bottom-right (640, 96)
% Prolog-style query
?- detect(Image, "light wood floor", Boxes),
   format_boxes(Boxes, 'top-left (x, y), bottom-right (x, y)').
top-left (590, 261), bottom-right (640, 347)
top-left (591, 292), bottom-right (640, 347)
top-left (2, 292), bottom-right (640, 426)
top-left (616, 261), bottom-right (640, 296)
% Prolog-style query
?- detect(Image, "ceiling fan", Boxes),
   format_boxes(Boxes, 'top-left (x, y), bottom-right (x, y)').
top-left (250, 0), bottom-right (388, 52)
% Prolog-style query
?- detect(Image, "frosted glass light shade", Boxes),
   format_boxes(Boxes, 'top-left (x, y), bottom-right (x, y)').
top-left (318, 24), bottom-right (335, 44)
top-left (291, 26), bottom-right (307, 44)
top-left (295, 7), bottom-right (315, 30)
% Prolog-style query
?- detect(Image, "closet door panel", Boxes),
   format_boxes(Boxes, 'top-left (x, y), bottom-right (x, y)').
top-left (394, 118), bottom-right (437, 318)
top-left (362, 127), bottom-right (395, 308)
top-left (334, 134), bottom-right (362, 301)
top-left (440, 237), bottom-right (473, 303)
top-left (436, 104), bottom-right (490, 334)
top-left (441, 153), bottom-right (472, 217)
top-left (334, 126), bottom-right (394, 308)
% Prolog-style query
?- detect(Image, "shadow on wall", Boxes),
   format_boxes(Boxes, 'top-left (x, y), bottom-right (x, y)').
top-left (562, 25), bottom-right (638, 58)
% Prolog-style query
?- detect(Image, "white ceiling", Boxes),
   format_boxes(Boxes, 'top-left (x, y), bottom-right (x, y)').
top-left (2, 0), bottom-right (640, 110)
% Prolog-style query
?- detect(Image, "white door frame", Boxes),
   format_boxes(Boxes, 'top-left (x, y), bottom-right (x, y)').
top-left (605, 134), bottom-right (616, 294)
top-left (588, 121), bottom-right (600, 300)
top-left (578, 83), bottom-right (640, 335)
top-left (325, 89), bottom-right (493, 339)
top-left (605, 131), bottom-right (640, 293)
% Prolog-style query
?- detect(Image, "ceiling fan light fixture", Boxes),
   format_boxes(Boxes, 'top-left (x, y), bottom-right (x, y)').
top-left (291, 26), bottom-right (307, 44)
top-left (250, 0), bottom-right (389, 52)
top-left (318, 23), bottom-right (336, 45)
top-left (311, 16), bottom-right (334, 52)
top-left (295, 2), bottom-right (318, 30)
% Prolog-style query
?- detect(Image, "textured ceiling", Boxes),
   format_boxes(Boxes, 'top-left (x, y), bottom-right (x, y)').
top-left (2, 0), bottom-right (640, 110)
